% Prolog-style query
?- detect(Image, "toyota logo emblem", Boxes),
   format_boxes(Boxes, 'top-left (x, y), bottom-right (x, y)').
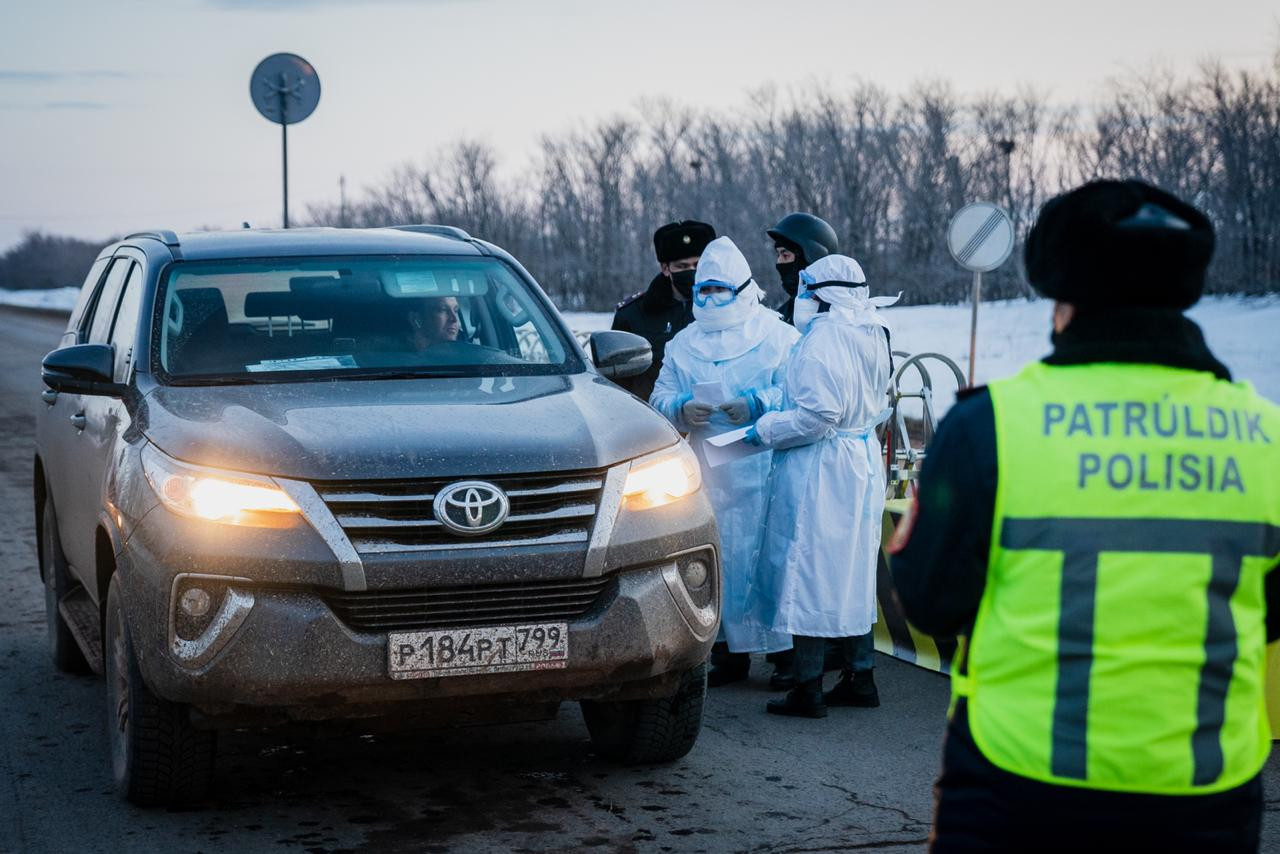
top-left (433, 481), bottom-right (509, 536)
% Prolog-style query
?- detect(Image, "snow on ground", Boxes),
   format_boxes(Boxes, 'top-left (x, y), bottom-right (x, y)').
top-left (5, 290), bottom-right (1274, 408)
top-left (568, 296), bottom-right (1280, 412)
top-left (0, 287), bottom-right (79, 312)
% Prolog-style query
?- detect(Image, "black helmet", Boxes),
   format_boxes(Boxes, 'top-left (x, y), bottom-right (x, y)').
top-left (767, 213), bottom-right (839, 265)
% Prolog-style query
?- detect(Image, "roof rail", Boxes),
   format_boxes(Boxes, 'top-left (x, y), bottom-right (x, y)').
top-left (388, 224), bottom-right (473, 241)
top-left (124, 230), bottom-right (182, 259)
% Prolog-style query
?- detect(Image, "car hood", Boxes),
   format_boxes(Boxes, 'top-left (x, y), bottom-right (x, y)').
top-left (140, 373), bottom-right (677, 481)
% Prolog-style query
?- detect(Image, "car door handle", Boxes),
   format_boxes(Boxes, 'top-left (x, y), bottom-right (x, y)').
top-left (69, 413), bottom-right (86, 431)
top-left (41, 389), bottom-right (58, 406)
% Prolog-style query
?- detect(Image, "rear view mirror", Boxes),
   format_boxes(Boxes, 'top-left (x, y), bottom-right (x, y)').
top-left (590, 330), bottom-right (652, 381)
top-left (42, 344), bottom-right (126, 397)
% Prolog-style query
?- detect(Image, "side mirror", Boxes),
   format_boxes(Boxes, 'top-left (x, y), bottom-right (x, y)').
top-left (590, 330), bottom-right (652, 381)
top-left (42, 344), bottom-right (127, 398)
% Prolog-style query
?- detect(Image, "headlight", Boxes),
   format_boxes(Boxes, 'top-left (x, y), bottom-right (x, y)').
top-left (622, 442), bottom-right (702, 511)
top-left (141, 443), bottom-right (300, 527)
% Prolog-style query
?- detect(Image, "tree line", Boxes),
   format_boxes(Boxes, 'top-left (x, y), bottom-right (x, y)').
top-left (5, 53), bottom-right (1276, 310)
top-left (307, 53), bottom-right (1280, 310)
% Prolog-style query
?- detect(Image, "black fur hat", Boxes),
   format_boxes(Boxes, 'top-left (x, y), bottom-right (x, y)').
top-left (653, 220), bottom-right (716, 264)
top-left (1024, 180), bottom-right (1215, 310)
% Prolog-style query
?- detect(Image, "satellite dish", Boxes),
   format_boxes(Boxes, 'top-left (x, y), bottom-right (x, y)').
top-left (250, 53), bottom-right (320, 126)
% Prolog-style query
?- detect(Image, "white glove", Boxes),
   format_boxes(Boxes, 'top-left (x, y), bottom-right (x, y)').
top-left (719, 397), bottom-right (752, 424)
top-left (681, 398), bottom-right (714, 427)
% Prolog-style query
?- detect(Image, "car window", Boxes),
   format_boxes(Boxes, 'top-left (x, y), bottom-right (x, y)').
top-left (84, 259), bottom-right (132, 344)
top-left (152, 256), bottom-right (582, 382)
top-left (65, 257), bottom-right (110, 345)
top-left (109, 263), bottom-right (145, 382)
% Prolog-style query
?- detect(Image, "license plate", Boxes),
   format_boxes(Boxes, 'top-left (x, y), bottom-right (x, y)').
top-left (387, 623), bottom-right (569, 680)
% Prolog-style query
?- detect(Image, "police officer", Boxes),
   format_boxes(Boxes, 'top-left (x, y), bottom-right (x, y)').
top-left (611, 220), bottom-right (716, 400)
top-left (767, 212), bottom-right (840, 325)
top-left (891, 180), bottom-right (1280, 851)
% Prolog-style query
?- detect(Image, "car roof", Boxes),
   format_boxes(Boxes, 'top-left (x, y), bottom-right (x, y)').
top-left (121, 226), bottom-right (488, 262)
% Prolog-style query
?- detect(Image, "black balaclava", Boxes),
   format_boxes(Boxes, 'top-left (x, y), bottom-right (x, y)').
top-left (669, 269), bottom-right (696, 299)
top-left (774, 237), bottom-right (806, 297)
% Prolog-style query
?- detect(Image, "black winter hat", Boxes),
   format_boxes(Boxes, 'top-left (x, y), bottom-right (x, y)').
top-left (653, 220), bottom-right (716, 264)
top-left (1024, 179), bottom-right (1215, 310)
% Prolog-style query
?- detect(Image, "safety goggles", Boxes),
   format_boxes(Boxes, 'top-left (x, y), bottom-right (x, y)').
top-left (692, 278), bottom-right (752, 307)
top-left (799, 270), bottom-right (865, 297)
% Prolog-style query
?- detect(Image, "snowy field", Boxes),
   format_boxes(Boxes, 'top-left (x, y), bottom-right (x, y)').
top-left (0, 286), bottom-right (79, 311)
top-left (569, 297), bottom-right (1280, 411)
top-left (5, 290), bottom-right (1275, 409)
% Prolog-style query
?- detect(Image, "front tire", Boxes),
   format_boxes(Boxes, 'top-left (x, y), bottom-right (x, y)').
top-left (41, 496), bottom-right (88, 673)
top-left (581, 663), bottom-right (707, 764)
top-left (105, 577), bottom-right (216, 806)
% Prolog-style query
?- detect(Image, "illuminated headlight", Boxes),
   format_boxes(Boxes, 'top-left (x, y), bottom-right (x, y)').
top-left (622, 442), bottom-right (702, 511)
top-left (142, 443), bottom-right (300, 527)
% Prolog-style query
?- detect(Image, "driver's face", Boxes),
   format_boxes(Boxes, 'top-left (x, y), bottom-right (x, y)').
top-left (417, 297), bottom-right (460, 342)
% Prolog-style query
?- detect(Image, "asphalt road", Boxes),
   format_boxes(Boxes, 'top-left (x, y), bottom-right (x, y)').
top-left (0, 306), bottom-right (1276, 854)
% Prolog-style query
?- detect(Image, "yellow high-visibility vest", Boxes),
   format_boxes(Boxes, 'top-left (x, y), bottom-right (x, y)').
top-left (956, 361), bottom-right (1280, 794)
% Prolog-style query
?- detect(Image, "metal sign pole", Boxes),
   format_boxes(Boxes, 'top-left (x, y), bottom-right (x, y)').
top-left (947, 201), bottom-right (1012, 390)
top-left (251, 54), bottom-right (319, 231)
top-left (968, 270), bottom-right (981, 386)
top-left (279, 83), bottom-right (289, 229)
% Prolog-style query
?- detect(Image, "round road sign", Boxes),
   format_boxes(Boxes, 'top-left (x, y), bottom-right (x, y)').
top-left (947, 202), bottom-right (1014, 273)
top-left (250, 53), bottom-right (321, 125)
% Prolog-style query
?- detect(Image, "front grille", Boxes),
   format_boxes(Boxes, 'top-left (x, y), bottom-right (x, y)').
top-left (313, 469), bottom-right (606, 554)
top-left (322, 576), bottom-right (613, 633)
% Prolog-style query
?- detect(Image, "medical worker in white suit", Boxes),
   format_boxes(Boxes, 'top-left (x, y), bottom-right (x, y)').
top-left (650, 237), bottom-right (799, 686)
top-left (743, 254), bottom-right (899, 718)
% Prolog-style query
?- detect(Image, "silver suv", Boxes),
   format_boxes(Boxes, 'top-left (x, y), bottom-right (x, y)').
top-left (35, 225), bottom-right (720, 806)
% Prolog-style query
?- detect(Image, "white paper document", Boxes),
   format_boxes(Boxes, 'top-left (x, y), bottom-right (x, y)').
top-left (693, 381), bottom-right (730, 407)
top-left (703, 426), bottom-right (769, 468)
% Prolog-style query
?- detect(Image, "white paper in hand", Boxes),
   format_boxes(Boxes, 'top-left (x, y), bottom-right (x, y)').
top-left (693, 381), bottom-right (729, 407)
top-left (703, 426), bottom-right (769, 468)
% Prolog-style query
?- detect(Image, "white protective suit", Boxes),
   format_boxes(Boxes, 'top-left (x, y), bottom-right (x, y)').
top-left (650, 237), bottom-right (799, 653)
top-left (745, 254), bottom-right (898, 638)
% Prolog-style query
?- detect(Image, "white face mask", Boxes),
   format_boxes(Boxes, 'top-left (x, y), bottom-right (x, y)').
top-left (793, 295), bottom-right (821, 333)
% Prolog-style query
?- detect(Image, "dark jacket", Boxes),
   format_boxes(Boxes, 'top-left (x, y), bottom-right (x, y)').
top-left (610, 273), bottom-right (694, 401)
top-left (775, 296), bottom-right (795, 326)
top-left (891, 308), bottom-right (1272, 851)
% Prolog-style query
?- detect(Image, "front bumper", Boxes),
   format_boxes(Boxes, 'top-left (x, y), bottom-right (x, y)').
top-left (116, 482), bottom-right (720, 722)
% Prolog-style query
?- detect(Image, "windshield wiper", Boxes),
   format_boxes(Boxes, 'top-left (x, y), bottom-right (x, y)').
top-left (349, 368), bottom-right (473, 380)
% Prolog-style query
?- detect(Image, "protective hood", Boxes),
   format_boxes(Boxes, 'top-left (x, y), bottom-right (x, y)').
top-left (686, 237), bottom-right (774, 359)
top-left (799, 254), bottom-right (900, 331)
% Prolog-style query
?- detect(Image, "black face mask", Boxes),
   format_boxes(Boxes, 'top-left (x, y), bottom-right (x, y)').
top-left (670, 269), bottom-right (696, 299)
top-left (776, 260), bottom-right (803, 297)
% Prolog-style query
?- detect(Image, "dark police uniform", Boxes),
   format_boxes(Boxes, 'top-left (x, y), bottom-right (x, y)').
top-left (610, 274), bottom-right (694, 401)
top-left (891, 181), bottom-right (1280, 852)
top-left (610, 220), bottom-right (714, 401)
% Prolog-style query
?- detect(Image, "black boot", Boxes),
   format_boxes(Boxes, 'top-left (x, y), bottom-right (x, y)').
top-left (707, 646), bottom-right (750, 687)
top-left (824, 668), bottom-right (880, 708)
top-left (766, 678), bottom-right (828, 718)
top-left (766, 649), bottom-right (796, 691)
top-left (707, 662), bottom-right (750, 687)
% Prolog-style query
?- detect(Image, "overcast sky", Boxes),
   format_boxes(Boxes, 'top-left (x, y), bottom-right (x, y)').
top-left (0, 0), bottom-right (1276, 252)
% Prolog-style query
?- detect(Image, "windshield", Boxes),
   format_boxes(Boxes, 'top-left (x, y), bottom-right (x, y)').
top-left (151, 256), bottom-right (581, 383)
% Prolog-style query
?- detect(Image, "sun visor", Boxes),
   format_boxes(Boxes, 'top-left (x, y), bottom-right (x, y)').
top-left (383, 268), bottom-right (488, 298)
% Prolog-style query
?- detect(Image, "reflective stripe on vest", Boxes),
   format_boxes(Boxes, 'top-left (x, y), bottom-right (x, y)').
top-left (967, 361), bottom-right (1280, 795)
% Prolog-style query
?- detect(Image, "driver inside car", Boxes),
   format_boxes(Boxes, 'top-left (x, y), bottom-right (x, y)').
top-left (408, 296), bottom-right (462, 349)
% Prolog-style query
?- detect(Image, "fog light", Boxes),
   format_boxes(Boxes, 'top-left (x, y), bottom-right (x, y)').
top-left (180, 587), bottom-right (211, 618)
top-left (173, 578), bottom-right (229, 641)
top-left (680, 559), bottom-right (709, 590)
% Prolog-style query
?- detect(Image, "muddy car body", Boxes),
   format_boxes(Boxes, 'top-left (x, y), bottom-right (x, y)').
top-left (34, 226), bottom-right (720, 805)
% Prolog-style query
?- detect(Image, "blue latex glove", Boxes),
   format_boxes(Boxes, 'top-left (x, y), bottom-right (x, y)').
top-left (743, 425), bottom-right (763, 446)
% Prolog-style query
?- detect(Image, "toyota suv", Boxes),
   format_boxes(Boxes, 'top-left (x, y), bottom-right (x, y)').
top-left (34, 225), bottom-right (720, 806)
